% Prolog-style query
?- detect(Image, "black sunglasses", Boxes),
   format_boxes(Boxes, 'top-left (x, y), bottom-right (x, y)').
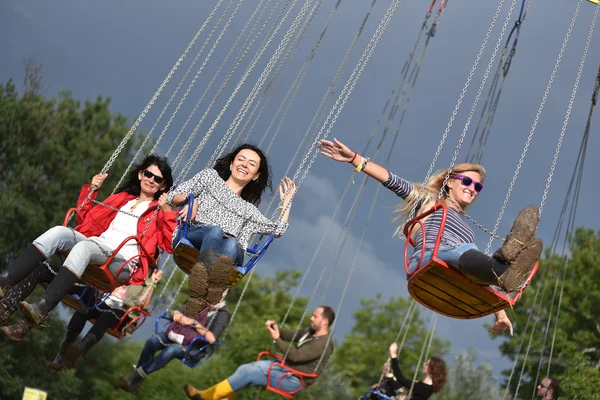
top-left (452, 174), bottom-right (484, 193)
top-left (142, 169), bottom-right (164, 185)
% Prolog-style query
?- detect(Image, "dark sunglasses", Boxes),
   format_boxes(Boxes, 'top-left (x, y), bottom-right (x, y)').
top-left (451, 174), bottom-right (484, 193)
top-left (142, 169), bottom-right (164, 185)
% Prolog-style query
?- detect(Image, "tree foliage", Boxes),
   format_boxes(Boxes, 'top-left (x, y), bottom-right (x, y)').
top-left (0, 74), bottom-right (139, 266)
top-left (496, 228), bottom-right (600, 399)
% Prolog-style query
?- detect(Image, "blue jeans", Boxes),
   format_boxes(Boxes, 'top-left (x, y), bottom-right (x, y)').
top-left (407, 243), bottom-right (479, 277)
top-left (137, 333), bottom-right (185, 375)
top-left (228, 360), bottom-right (303, 393)
top-left (186, 225), bottom-right (244, 266)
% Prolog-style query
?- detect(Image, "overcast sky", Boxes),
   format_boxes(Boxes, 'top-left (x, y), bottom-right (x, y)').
top-left (3, 0), bottom-right (600, 386)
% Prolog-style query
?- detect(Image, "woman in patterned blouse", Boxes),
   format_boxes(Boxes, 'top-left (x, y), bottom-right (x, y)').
top-left (168, 144), bottom-right (295, 306)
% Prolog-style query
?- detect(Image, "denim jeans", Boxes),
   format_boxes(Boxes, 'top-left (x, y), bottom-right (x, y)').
top-left (137, 333), bottom-right (185, 375)
top-left (407, 243), bottom-right (479, 276)
top-left (227, 360), bottom-right (303, 393)
top-left (186, 225), bottom-right (244, 266)
top-left (33, 226), bottom-right (130, 281)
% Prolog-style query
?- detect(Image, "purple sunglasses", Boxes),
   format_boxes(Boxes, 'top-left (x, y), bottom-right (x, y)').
top-left (451, 174), bottom-right (484, 193)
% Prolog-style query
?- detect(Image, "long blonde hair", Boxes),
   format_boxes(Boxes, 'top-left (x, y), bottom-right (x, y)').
top-left (393, 162), bottom-right (487, 235)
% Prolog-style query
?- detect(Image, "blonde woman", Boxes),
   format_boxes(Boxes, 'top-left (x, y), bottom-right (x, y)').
top-left (319, 139), bottom-right (543, 335)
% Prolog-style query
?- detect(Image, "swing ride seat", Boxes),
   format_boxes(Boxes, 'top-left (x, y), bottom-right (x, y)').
top-left (362, 389), bottom-right (396, 400)
top-left (256, 350), bottom-right (318, 399)
top-left (155, 312), bottom-right (221, 367)
top-left (403, 202), bottom-right (538, 319)
top-left (90, 305), bottom-right (150, 339)
top-left (62, 208), bottom-right (156, 292)
top-left (172, 194), bottom-right (275, 287)
top-left (589, 0), bottom-right (599, 5)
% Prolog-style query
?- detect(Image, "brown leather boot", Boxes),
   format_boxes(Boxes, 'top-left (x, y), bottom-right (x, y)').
top-left (0, 317), bottom-right (34, 342)
top-left (188, 262), bottom-right (209, 300)
top-left (0, 302), bottom-right (13, 327)
top-left (498, 238), bottom-right (543, 292)
top-left (494, 206), bottom-right (539, 262)
top-left (206, 256), bottom-right (234, 304)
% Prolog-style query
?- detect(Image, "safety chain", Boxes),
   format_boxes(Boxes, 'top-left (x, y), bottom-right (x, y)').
top-left (484, 0), bottom-right (584, 254)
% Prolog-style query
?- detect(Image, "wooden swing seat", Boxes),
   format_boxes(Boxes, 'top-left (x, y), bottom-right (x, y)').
top-left (404, 202), bottom-right (537, 319)
top-left (256, 350), bottom-right (318, 399)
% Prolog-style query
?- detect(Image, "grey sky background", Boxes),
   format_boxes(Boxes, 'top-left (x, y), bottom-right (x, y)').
top-left (3, 0), bottom-right (600, 385)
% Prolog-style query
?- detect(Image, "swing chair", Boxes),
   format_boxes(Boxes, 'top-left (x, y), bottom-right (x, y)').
top-left (99, 305), bottom-right (151, 339)
top-left (362, 390), bottom-right (397, 400)
top-left (61, 207), bottom-right (157, 293)
top-left (403, 202), bottom-right (538, 319)
top-left (154, 312), bottom-right (222, 367)
top-left (172, 194), bottom-right (274, 287)
top-left (256, 350), bottom-right (319, 399)
top-left (40, 278), bottom-right (107, 314)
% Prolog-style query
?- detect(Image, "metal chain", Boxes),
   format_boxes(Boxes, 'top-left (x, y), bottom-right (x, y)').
top-left (538, 1), bottom-right (598, 217)
top-left (88, 199), bottom-right (152, 222)
top-left (176, 0), bottom-right (299, 183)
top-left (112, 0), bottom-right (234, 193)
top-left (484, 0), bottom-right (584, 254)
top-left (437, 0), bottom-right (518, 200)
top-left (406, 0), bottom-right (507, 221)
top-left (206, 0), bottom-right (315, 167)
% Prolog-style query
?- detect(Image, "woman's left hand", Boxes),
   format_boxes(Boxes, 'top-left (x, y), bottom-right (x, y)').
top-left (278, 177), bottom-right (296, 207)
top-left (490, 310), bottom-right (514, 336)
top-left (158, 193), bottom-right (172, 212)
top-left (151, 270), bottom-right (163, 284)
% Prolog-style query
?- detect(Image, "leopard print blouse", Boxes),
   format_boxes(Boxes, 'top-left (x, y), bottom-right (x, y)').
top-left (167, 168), bottom-right (289, 250)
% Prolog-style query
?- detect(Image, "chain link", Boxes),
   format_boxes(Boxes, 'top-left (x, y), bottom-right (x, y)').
top-left (484, 0), bottom-right (584, 254)
top-left (538, 1), bottom-right (598, 217)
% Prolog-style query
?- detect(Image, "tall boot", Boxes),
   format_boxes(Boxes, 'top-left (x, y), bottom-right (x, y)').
top-left (458, 250), bottom-right (509, 286)
top-left (206, 255), bottom-right (234, 304)
top-left (2, 261), bottom-right (59, 315)
top-left (184, 379), bottom-right (236, 400)
top-left (63, 331), bottom-right (99, 369)
top-left (0, 302), bottom-right (15, 327)
top-left (48, 327), bottom-right (79, 371)
top-left (494, 206), bottom-right (539, 263)
top-left (497, 238), bottom-right (543, 292)
top-left (0, 317), bottom-right (34, 342)
top-left (0, 244), bottom-right (47, 299)
top-left (119, 366), bottom-right (147, 396)
top-left (19, 267), bottom-right (78, 327)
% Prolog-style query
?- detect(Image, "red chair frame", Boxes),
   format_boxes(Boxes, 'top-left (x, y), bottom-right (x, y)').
top-left (93, 305), bottom-right (151, 339)
top-left (62, 208), bottom-right (156, 292)
top-left (403, 202), bottom-right (538, 319)
top-left (256, 350), bottom-right (318, 399)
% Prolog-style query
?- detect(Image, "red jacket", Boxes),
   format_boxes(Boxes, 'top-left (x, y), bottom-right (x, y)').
top-left (74, 184), bottom-right (178, 285)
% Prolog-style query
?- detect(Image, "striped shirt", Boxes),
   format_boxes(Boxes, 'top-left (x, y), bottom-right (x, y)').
top-left (382, 172), bottom-right (474, 257)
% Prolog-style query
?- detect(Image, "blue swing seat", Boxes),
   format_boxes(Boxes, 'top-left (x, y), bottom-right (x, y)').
top-left (154, 312), bottom-right (222, 367)
top-left (172, 194), bottom-right (274, 288)
top-left (362, 390), bottom-right (397, 400)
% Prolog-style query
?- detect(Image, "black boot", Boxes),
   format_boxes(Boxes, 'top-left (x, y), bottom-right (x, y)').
top-left (64, 332), bottom-right (99, 369)
top-left (458, 250), bottom-right (509, 286)
top-left (0, 244), bottom-right (47, 298)
top-left (120, 367), bottom-right (147, 396)
top-left (48, 328), bottom-right (79, 371)
top-left (2, 261), bottom-right (59, 314)
top-left (20, 267), bottom-right (78, 327)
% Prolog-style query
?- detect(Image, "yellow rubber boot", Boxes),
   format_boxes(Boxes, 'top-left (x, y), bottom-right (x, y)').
top-left (184, 380), bottom-right (235, 400)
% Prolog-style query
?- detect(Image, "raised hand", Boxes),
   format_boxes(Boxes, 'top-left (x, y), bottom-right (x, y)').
top-left (318, 138), bottom-right (355, 162)
top-left (91, 173), bottom-right (108, 190)
top-left (279, 177), bottom-right (296, 204)
top-left (158, 193), bottom-right (172, 212)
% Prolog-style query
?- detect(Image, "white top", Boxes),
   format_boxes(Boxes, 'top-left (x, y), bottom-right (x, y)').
top-left (89, 198), bottom-right (151, 263)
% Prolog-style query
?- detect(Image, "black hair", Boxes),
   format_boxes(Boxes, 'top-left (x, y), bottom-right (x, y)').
top-left (547, 377), bottom-right (559, 398)
top-left (116, 154), bottom-right (173, 200)
top-left (213, 143), bottom-right (272, 206)
top-left (319, 305), bottom-right (336, 327)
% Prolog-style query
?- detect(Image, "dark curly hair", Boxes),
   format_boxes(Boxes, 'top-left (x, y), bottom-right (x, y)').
top-left (116, 154), bottom-right (173, 200)
top-left (213, 143), bottom-right (272, 206)
top-left (428, 357), bottom-right (447, 393)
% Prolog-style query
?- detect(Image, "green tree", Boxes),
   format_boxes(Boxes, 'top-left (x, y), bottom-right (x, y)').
top-left (434, 348), bottom-right (502, 400)
top-left (496, 228), bottom-right (600, 399)
top-left (0, 75), bottom-right (140, 266)
top-left (333, 295), bottom-right (450, 398)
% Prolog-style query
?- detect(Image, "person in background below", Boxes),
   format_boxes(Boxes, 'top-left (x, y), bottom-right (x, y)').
top-left (536, 377), bottom-right (559, 400)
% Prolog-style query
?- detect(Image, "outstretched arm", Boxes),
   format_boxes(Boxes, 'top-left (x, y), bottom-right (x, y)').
top-left (389, 343), bottom-right (417, 389)
top-left (318, 138), bottom-right (390, 183)
top-left (490, 309), bottom-right (514, 336)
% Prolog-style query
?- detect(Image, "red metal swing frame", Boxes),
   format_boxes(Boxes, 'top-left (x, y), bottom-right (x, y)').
top-left (256, 350), bottom-right (319, 399)
top-left (62, 208), bottom-right (156, 292)
top-left (403, 202), bottom-right (538, 319)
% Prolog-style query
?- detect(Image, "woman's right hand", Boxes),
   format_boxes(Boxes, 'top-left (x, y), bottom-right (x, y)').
top-left (177, 198), bottom-right (199, 222)
top-left (91, 173), bottom-right (108, 190)
top-left (389, 342), bottom-right (398, 358)
top-left (318, 138), bottom-right (355, 162)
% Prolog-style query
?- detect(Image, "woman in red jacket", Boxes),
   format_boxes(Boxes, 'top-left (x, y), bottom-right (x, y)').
top-left (0, 155), bottom-right (177, 340)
